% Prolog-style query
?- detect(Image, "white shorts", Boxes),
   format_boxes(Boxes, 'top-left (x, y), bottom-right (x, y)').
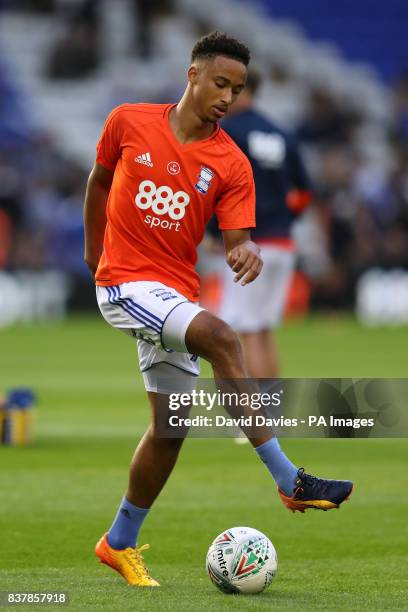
top-left (219, 245), bottom-right (296, 332)
top-left (96, 281), bottom-right (203, 392)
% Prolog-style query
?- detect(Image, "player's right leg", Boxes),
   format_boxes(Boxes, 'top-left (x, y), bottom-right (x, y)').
top-left (95, 389), bottom-right (190, 586)
top-left (94, 282), bottom-right (201, 586)
top-left (184, 310), bottom-right (353, 512)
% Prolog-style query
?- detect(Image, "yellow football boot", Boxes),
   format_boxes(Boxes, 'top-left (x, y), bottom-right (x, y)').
top-left (95, 533), bottom-right (159, 586)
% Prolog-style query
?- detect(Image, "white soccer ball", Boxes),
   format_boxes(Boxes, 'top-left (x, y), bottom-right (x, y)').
top-left (206, 526), bottom-right (277, 594)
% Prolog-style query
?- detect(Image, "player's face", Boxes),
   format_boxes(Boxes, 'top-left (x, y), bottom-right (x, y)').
top-left (190, 56), bottom-right (247, 123)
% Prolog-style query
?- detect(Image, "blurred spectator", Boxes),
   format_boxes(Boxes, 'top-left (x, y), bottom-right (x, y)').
top-left (393, 69), bottom-right (408, 146)
top-left (257, 62), bottom-right (308, 129)
top-left (20, 0), bottom-right (55, 12)
top-left (0, 153), bottom-right (23, 268)
top-left (47, 0), bottom-right (100, 78)
top-left (131, 0), bottom-right (174, 60)
top-left (297, 87), bottom-right (361, 146)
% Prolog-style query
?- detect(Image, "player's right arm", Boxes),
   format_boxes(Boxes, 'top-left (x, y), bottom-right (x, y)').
top-left (83, 162), bottom-right (114, 279)
top-left (84, 105), bottom-right (125, 278)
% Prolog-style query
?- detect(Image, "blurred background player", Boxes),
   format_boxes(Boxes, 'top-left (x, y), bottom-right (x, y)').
top-left (207, 69), bottom-right (312, 379)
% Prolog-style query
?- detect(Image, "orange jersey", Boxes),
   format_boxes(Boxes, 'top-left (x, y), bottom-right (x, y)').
top-left (95, 103), bottom-right (255, 301)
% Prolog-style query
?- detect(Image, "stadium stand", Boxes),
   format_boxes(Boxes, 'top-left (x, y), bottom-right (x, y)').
top-left (0, 0), bottom-right (407, 322)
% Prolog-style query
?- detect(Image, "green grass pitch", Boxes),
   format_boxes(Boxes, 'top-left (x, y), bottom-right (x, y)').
top-left (0, 316), bottom-right (407, 610)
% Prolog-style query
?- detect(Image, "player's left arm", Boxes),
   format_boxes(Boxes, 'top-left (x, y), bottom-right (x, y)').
top-left (222, 229), bottom-right (263, 286)
top-left (215, 155), bottom-right (261, 285)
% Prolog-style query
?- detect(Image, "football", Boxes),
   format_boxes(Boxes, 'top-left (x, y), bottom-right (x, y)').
top-left (206, 527), bottom-right (277, 594)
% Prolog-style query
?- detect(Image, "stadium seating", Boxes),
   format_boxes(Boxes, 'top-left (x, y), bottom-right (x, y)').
top-left (254, 0), bottom-right (408, 82)
top-left (0, 0), bottom-right (395, 164)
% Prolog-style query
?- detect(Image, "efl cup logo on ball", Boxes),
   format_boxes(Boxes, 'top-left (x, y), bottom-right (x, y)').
top-left (206, 527), bottom-right (277, 594)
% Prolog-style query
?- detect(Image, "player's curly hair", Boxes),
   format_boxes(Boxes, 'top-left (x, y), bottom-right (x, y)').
top-left (191, 31), bottom-right (250, 66)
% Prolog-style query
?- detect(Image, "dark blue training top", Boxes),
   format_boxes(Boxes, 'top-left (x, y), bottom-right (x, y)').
top-left (220, 108), bottom-right (311, 239)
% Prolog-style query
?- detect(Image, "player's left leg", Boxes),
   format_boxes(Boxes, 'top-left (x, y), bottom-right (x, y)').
top-left (185, 310), bottom-right (353, 512)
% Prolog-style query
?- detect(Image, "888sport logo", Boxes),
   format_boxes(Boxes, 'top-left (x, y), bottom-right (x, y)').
top-left (135, 180), bottom-right (190, 231)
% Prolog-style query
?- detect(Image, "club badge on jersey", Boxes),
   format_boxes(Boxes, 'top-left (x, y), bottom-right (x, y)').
top-left (195, 167), bottom-right (214, 194)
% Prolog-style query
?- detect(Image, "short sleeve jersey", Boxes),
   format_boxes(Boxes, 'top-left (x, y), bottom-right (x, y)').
top-left (95, 103), bottom-right (255, 301)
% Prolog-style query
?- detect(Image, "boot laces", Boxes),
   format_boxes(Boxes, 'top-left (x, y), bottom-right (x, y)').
top-left (296, 468), bottom-right (330, 494)
top-left (124, 544), bottom-right (151, 578)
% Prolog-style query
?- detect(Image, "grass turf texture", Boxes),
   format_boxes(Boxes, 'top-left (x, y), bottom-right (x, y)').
top-left (0, 316), bottom-right (407, 610)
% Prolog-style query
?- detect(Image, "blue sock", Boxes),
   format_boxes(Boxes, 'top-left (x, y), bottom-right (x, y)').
top-left (107, 496), bottom-right (149, 550)
top-left (255, 437), bottom-right (298, 496)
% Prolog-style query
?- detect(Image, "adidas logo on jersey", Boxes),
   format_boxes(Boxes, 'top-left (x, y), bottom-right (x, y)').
top-left (135, 152), bottom-right (153, 167)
